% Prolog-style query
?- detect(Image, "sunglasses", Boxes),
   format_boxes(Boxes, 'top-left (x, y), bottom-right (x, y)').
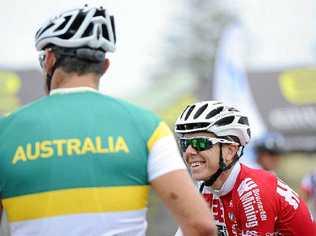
top-left (38, 51), bottom-right (46, 69)
top-left (38, 48), bottom-right (53, 69)
top-left (179, 137), bottom-right (237, 153)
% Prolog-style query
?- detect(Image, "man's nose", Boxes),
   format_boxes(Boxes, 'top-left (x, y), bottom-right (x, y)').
top-left (184, 145), bottom-right (198, 155)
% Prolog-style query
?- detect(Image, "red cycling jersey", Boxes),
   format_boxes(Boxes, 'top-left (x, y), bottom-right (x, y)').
top-left (200, 163), bottom-right (315, 235)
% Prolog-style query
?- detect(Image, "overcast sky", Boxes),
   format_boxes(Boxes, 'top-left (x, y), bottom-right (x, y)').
top-left (1, 0), bottom-right (315, 97)
top-left (238, 0), bottom-right (316, 69)
top-left (0, 0), bottom-right (177, 97)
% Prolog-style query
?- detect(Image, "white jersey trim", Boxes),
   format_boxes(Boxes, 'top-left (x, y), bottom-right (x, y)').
top-left (10, 210), bottom-right (147, 236)
top-left (209, 162), bottom-right (241, 196)
top-left (148, 135), bottom-right (187, 182)
top-left (50, 87), bottom-right (99, 95)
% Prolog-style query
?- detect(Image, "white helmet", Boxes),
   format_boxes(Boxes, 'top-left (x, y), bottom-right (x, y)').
top-left (35, 5), bottom-right (116, 52)
top-left (175, 101), bottom-right (251, 146)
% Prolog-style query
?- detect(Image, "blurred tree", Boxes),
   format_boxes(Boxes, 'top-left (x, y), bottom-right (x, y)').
top-left (145, 3), bottom-right (237, 235)
top-left (153, 0), bottom-right (236, 99)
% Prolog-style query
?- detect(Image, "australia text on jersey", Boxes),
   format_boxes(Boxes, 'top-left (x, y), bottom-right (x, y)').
top-left (11, 136), bottom-right (130, 165)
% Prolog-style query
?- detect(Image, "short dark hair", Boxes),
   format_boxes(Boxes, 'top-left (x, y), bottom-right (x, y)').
top-left (51, 46), bottom-right (105, 76)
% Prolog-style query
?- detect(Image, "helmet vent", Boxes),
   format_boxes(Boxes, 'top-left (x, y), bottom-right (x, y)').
top-left (238, 116), bottom-right (249, 125)
top-left (110, 16), bottom-right (116, 42)
top-left (184, 105), bottom-right (196, 121)
top-left (82, 23), bottom-right (94, 37)
top-left (176, 122), bottom-right (209, 131)
top-left (206, 106), bottom-right (224, 119)
top-left (179, 105), bottom-right (190, 119)
top-left (101, 24), bottom-right (109, 41)
top-left (36, 23), bottom-right (54, 38)
top-left (93, 9), bottom-right (106, 17)
top-left (228, 107), bottom-right (239, 112)
top-left (69, 12), bottom-right (85, 33)
top-left (247, 128), bottom-right (251, 138)
top-left (59, 14), bottom-right (85, 39)
top-left (193, 104), bottom-right (208, 119)
top-left (214, 116), bottom-right (234, 126)
top-left (55, 16), bottom-right (72, 31)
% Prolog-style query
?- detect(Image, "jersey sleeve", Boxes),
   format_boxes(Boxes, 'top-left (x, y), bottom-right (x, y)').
top-left (234, 175), bottom-right (316, 235)
top-left (147, 121), bottom-right (187, 181)
top-left (118, 100), bottom-right (187, 182)
top-left (276, 179), bottom-right (315, 235)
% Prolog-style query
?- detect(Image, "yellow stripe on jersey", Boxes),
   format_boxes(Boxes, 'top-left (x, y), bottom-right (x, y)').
top-left (147, 121), bottom-right (172, 152)
top-left (3, 185), bottom-right (149, 222)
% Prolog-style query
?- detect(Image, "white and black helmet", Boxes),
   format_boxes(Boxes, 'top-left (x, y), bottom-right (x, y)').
top-left (35, 5), bottom-right (116, 52)
top-left (175, 101), bottom-right (251, 146)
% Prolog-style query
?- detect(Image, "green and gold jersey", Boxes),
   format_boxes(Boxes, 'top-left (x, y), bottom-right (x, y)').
top-left (0, 87), bottom-right (185, 236)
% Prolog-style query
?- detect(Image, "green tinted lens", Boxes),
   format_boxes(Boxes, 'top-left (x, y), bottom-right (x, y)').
top-left (180, 138), bottom-right (214, 152)
top-left (191, 138), bottom-right (210, 151)
top-left (179, 139), bottom-right (189, 152)
top-left (191, 139), bottom-right (199, 149)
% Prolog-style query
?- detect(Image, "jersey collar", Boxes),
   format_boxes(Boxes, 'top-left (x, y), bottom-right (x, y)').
top-left (209, 162), bottom-right (241, 197)
top-left (50, 87), bottom-right (99, 96)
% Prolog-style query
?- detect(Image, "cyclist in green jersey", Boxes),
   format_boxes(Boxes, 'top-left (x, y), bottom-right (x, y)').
top-left (0, 5), bottom-right (216, 236)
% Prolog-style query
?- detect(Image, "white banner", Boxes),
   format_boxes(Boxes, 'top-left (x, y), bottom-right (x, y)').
top-left (213, 24), bottom-right (266, 166)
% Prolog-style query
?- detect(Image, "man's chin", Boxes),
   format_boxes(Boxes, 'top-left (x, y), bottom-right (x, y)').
top-left (191, 173), bottom-right (209, 182)
top-left (191, 170), bottom-right (216, 182)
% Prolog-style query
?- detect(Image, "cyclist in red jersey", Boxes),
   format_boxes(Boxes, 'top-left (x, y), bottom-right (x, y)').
top-left (174, 101), bottom-right (315, 236)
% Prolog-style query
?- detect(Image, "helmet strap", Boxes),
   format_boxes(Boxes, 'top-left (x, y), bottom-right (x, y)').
top-left (45, 58), bottom-right (61, 92)
top-left (203, 143), bottom-right (226, 187)
top-left (46, 73), bottom-right (52, 92)
top-left (202, 144), bottom-right (244, 189)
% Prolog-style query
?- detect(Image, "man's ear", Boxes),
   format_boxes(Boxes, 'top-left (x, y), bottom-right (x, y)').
top-left (102, 58), bottom-right (110, 73)
top-left (44, 49), bottom-right (57, 75)
top-left (223, 144), bottom-right (239, 162)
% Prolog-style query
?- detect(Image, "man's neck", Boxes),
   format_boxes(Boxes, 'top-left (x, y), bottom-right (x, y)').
top-left (211, 168), bottom-right (233, 190)
top-left (206, 162), bottom-right (241, 196)
top-left (51, 70), bottom-right (100, 90)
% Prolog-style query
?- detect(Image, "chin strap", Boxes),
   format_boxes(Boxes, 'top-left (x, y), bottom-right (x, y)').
top-left (46, 74), bottom-right (53, 92)
top-left (199, 144), bottom-right (244, 193)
